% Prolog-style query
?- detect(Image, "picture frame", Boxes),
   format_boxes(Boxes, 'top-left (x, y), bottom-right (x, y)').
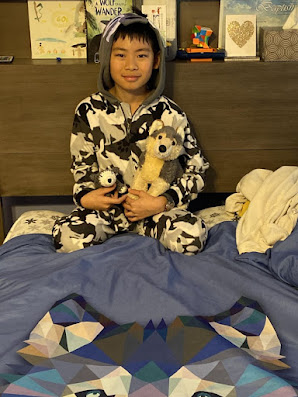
top-left (218, 0), bottom-right (298, 52)
top-left (225, 14), bottom-right (257, 57)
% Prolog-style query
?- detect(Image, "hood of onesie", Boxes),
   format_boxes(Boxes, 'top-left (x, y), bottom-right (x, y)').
top-left (97, 13), bottom-right (166, 106)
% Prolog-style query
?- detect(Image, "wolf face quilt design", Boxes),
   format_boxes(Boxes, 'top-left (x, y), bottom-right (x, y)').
top-left (1, 295), bottom-right (296, 397)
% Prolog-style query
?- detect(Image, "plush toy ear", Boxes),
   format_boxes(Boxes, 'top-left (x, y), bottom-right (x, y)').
top-left (149, 119), bottom-right (164, 135)
top-left (176, 125), bottom-right (185, 141)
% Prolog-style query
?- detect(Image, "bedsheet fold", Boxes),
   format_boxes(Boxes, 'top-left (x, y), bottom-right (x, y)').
top-left (226, 166), bottom-right (298, 254)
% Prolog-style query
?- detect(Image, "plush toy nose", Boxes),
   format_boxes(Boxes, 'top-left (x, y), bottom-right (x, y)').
top-left (108, 178), bottom-right (113, 184)
top-left (159, 145), bottom-right (167, 153)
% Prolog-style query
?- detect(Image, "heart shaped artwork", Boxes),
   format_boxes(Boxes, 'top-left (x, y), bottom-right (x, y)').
top-left (227, 20), bottom-right (255, 48)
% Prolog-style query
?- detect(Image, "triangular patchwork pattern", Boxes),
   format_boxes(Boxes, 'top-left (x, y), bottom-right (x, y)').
top-left (1, 295), bottom-right (297, 397)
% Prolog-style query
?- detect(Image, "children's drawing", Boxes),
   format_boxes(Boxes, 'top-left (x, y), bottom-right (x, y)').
top-left (27, 1), bottom-right (87, 59)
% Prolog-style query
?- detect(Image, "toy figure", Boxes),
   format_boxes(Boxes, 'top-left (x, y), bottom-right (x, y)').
top-left (192, 25), bottom-right (213, 48)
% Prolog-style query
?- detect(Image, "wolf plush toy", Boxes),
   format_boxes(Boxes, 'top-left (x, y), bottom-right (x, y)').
top-left (129, 120), bottom-right (184, 199)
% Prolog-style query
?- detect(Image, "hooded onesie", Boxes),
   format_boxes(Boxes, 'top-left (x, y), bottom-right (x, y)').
top-left (52, 13), bottom-right (209, 255)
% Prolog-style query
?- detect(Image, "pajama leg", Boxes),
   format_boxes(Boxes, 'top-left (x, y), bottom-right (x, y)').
top-left (137, 208), bottom-right (208, 256)
top-left (52, 206), bottom-right (130, 253)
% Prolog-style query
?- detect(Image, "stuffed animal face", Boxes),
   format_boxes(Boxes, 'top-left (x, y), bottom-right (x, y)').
top-left (149, 125), bottom-right (184, 161)
top-left (97, 170), bottom-right (117, 187)
top-left (94, 168), bottom-right (128, 195)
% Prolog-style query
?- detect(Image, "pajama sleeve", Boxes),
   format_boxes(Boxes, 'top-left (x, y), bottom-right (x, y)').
top-left (70, 109), bottom-right (98, 207)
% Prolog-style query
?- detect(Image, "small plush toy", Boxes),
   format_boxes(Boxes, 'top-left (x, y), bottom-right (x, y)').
top-left (129, 120), bottom-right (184, 199)
top-left (92, 167), bottom-right (128, 195)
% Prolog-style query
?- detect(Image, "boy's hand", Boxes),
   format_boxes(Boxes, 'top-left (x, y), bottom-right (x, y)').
top-left (123, 189), bottom-right (168, 222)
top-left (80, 185), bottom-right (127, 211)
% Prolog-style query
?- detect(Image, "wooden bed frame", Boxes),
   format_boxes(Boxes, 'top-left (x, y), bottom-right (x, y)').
top-left (1, 61), bottom-right (298, 242)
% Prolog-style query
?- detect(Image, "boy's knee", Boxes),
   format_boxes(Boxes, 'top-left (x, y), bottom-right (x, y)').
top-left (53, 219), bottom-right (88, 253)
top-left (52, 216), bottom-right (103, 253)
top-left (161, 213), bottom-right (208, 256)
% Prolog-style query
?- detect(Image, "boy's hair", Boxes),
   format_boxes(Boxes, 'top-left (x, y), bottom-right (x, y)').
top-left (113, 22), bottom-right (160, 55)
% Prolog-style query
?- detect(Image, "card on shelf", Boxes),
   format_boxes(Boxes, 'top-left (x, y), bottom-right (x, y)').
top-left (225, 14), bottom-right (257, 58)
top-left (27, 1), bottom-right (87, 59)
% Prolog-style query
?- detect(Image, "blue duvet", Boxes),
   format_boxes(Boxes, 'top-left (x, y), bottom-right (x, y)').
top-left (0, 221), bottom-right (298, 388)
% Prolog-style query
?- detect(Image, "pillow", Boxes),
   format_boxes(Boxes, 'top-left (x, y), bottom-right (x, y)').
top-left (4, 210), bottom-right (66, 243)
top-left (195, 205), bottom-right (236, 229)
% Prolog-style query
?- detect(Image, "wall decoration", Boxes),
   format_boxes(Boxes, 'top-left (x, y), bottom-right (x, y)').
top-left (225, 14), bottom-right (256, 57)
top-left (218, 0), bottom-right (298, 52)
top-left (27, 1), bottom-right (87, 59)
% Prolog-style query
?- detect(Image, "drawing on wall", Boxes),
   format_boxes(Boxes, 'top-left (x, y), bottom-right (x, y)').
top-left (218, 0), bottom-right (298, 52)
top-left (27, 1), bottom-right (87, 59)
top-left (225, 14), bottom-right (257, 57)
top-left (84, 0), bottom-right (133, 62)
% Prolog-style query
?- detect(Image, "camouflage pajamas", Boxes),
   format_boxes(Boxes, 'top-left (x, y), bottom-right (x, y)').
top-left (52, 205), bottom-right (208, 256)
top-left (52, 93), bottom-right (209, 255)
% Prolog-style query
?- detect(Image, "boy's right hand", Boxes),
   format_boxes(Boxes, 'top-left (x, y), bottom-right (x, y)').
top-left (80, 185), bottom-right (127, 211)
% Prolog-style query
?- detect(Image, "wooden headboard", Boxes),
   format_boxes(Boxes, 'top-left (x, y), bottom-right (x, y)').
top-left (1, 60), bottom-right (298, 241)
top-left (1, 61), bottom-right (298, 197)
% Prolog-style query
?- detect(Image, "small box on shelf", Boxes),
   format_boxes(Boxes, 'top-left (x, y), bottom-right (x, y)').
top-left (260, 27), bottom-right (298, 62)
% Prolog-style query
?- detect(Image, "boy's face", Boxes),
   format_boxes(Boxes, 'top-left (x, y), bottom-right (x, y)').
top-left (110, 36), bottom-right (160, 97)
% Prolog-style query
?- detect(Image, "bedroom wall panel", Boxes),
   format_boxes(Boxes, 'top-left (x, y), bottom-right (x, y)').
top-left (0, 1), bottom-right (31, 59)
top-left (0, 63), bottom-right (99, 155)
top-left (204, 149), bottom-right (298, 192)
top-left (0, 200), bottom-right (4, 244)
top-left (166, 62), bottom-right (298, 151)
top-left (1, 62), bottom-right (298, 197)
top-left (0, 154), bottom-right (73, 196)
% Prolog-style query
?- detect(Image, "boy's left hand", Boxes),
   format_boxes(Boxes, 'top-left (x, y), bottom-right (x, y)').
top-left (123, 189), bottom-right (167, 222)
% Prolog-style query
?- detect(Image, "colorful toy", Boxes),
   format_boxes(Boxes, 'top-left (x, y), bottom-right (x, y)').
top-left (129, 119), bottom-right (184, 199)
top-left (192, 25), bottom-right (213, 48)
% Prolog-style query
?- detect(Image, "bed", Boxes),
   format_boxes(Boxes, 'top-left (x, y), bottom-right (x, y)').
top-left (1, 62), bottom-right (298, 397)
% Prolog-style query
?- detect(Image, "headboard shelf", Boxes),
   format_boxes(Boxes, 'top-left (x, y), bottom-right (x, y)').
top-left (1, 61), bottom-right (297, 197)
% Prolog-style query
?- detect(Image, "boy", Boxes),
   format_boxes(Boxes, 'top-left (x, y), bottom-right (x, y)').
top-left (53, 12), bottom-right (209, 255)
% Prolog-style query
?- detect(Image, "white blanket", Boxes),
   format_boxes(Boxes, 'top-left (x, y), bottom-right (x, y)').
top-left (226, 166), bottom-right (298, 254)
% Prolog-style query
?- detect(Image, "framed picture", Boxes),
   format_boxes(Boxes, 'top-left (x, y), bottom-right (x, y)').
top-left (218, 0), bottom-right (298, 52)
top-left (225, 14), bottom-right (256, 57)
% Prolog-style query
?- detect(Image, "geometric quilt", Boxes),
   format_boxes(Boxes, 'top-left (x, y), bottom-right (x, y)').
top-left (1, 294), bottom-right (297, 397)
